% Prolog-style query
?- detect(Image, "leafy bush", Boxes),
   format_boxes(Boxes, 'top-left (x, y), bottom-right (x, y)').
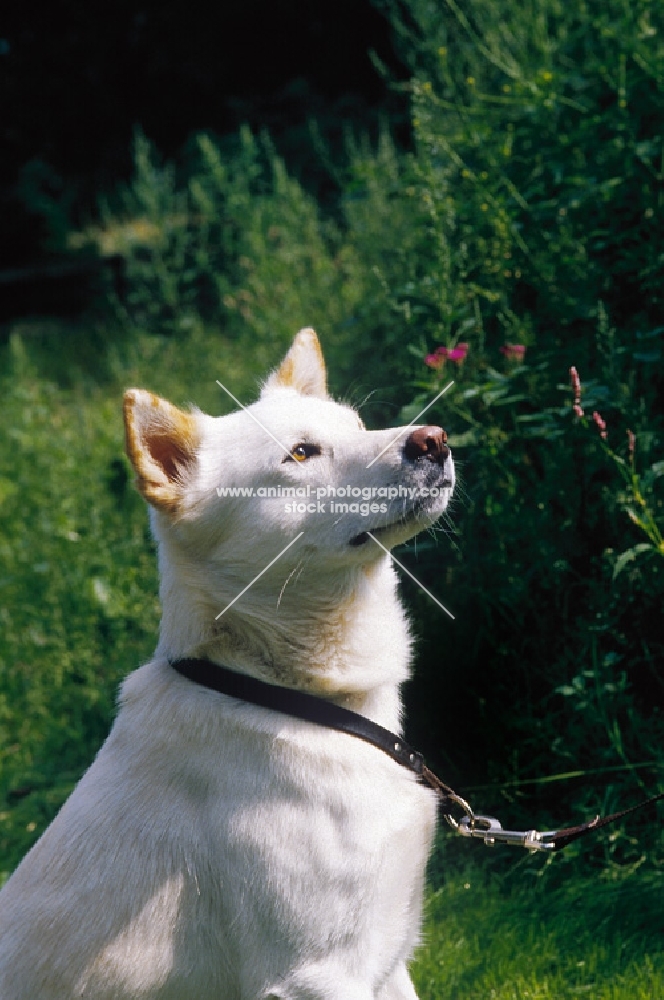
top-left (378, 0), bottom-right (664, 342)
top-left (369, 0), bottom-right (664, 865)
top-left (76, 128), bottom-right (370, 389)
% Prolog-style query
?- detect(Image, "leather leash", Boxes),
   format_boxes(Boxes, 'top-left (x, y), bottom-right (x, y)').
top-left (170, 658), bottom-right (664, 853)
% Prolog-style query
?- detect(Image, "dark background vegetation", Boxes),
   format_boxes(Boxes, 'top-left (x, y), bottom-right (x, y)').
top-left (1, 0), bottom-right (406, 280)
top-left (2, 2), bottom-right (664, 990)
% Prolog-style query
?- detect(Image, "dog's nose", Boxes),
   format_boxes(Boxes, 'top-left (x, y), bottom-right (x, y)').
top-left (404, 425), bottom-right (450, 465)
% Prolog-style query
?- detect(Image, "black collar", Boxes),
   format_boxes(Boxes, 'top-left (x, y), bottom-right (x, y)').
top-left (168, 658), bottom-right (664, 854)
top-left (170, 657), bottom-right (427, 776)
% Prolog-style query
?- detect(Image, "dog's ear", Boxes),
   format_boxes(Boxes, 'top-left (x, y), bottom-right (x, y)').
top-left (123, 390), bottom-right (200, 514)
top-left (262, 327), bottom-right (328, 399)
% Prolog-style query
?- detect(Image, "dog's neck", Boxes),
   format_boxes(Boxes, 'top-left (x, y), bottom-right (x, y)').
top-left (152, 544), bottom-right (411, 729)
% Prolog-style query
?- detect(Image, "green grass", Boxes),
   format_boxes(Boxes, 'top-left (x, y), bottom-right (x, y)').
top-left (413, 857), bottom-right (664, 999)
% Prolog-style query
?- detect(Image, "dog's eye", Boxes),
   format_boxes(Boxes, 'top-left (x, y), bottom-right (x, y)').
top-left (284, 443), bottom-right (321, 463)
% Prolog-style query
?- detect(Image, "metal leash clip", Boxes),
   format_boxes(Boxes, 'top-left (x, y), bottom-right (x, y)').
top-left (439, 786), bottom-right (558, 852)
top-left (456, 814), bottom-right (557, 852)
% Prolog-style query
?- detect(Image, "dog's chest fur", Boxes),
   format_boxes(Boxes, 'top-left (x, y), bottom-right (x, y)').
top-left (0, 659), bottom-right (436, 999)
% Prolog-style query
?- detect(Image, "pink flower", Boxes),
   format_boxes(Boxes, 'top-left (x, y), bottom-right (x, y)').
top-left (500, 343), bottom-right (526, 361)
top-left (570, 366), bottom-right (584, 417)
top-left (593, 410), bottom-right (608, 441)
top-left (447, 342), bottom-right (469, 363)
top-left (426, 343), bottom-right (469, 369)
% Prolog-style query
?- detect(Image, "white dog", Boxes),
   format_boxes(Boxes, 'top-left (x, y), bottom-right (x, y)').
top-left (0, 328), bottom-right (454, 999)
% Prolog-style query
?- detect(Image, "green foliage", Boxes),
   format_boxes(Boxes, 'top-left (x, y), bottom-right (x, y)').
top-left (377, 0), bottom-right (664, 342)
top-left (355, 0), bottom-right (664, 871)
top-left (79, 128), bottom-right (370, 392)
top-left (75, 125), bottom-right (460, 410)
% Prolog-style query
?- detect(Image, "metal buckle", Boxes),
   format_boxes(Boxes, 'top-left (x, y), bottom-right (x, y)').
top-left (454, 814), bottom-right (557, 852)
top-left (440, 793), bottom-right (557, 852)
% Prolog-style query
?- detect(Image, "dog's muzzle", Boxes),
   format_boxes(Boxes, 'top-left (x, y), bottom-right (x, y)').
top-left (348, 426), bottom-right (453, 547)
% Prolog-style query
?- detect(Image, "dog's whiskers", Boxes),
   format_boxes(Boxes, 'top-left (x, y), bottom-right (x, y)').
top-left (277, 560), bottom-right (305, 608)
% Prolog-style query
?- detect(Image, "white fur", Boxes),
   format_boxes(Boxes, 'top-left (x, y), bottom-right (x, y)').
top-left (0, 329), bottom-right (454, 999)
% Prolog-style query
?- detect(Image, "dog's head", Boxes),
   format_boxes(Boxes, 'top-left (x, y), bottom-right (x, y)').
top-left (124, 328), bottom-right (454, 575)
